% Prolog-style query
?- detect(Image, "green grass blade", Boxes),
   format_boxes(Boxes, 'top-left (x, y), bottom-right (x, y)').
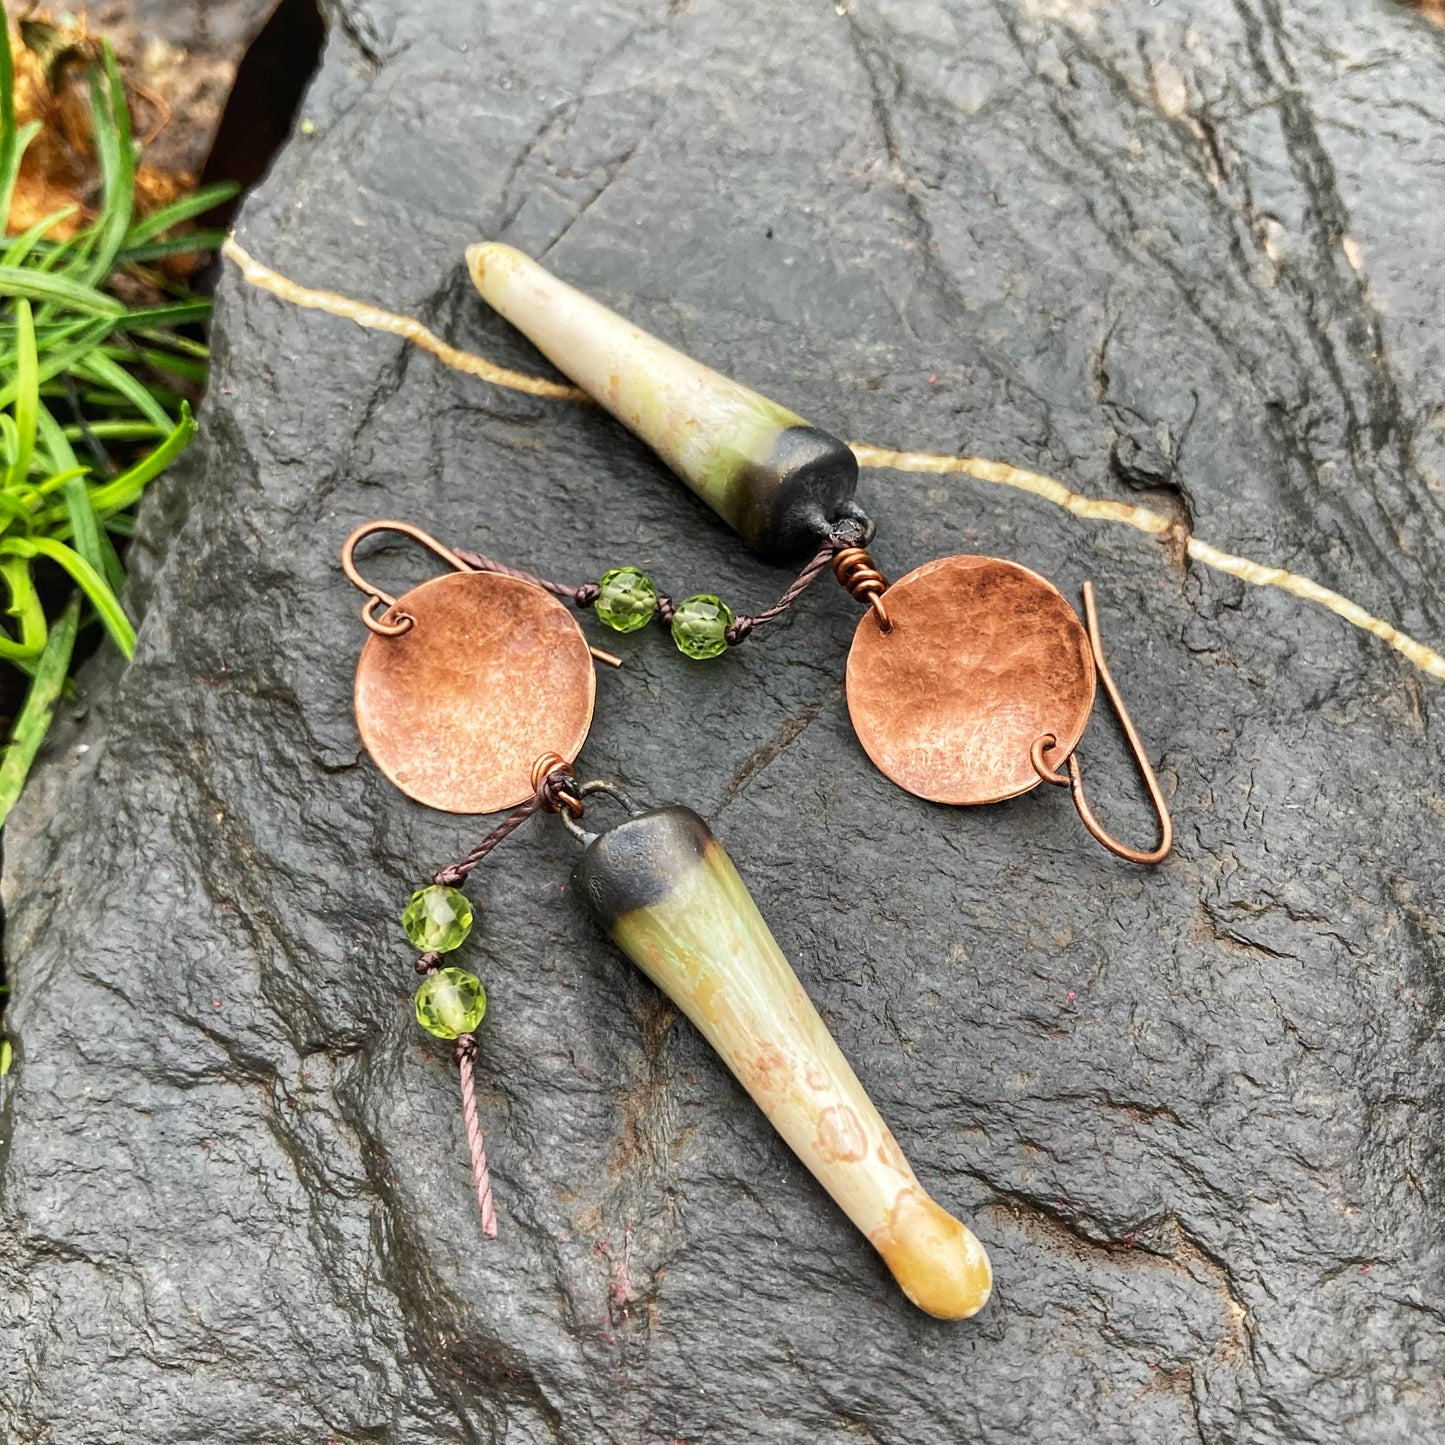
top-left (73, 403), bottom-right (194, 519)
top-left (0, 555), bottom-right (48, 659)
top-left (60, 477), bottom-right (106, 576)
top-left (0, 265), bottom-right (126, 316)
top-left (0, 18), bottom-right (17, 169)
top-left (5, 299), bottom-right (38, 492)
top-left (32, 425), bottom-right (112, 568)
top-left (47, 386), bottom-right (132, 410)
top-left (0, 318), bottom-right (113, 412)
top-left (0, 537), bottom-right (134, 657)
top-left (122, 183), bottom-right (239, 246)
top-left (0, 117), bottom-right (39, 226)
top-left (4, 314), bottom-right (99, 351)
top-left (109, 300), bottom-right (212, 333)
top-left (0, 489), bottom-right (33, 530)
top-left (33, 400), bottom-right (81, 474)
top-left (0, 25), bottom-right (206, 801)
top-left (132, 326), bottom-right (210, 360)
top-left (0, 17), bottom-right (43, 225)
top-left (0, 594), bottom-right (80, 826)
top-left (37, 415), bottom-right (100, 581)
top-left (116, 230), bottom-right (230, 265)
top-left (78, 42), bottom-right (136, 288)
top-left (61, 222), bottom-right (99, 282)
top-left (34, 320), bottom-right (121, 383)
top-left (71, 351), bottom-right (174, 430)
top-left (28, 466), bottom-right (88, 498)
top-left (94, 523), bottom-right (125, 595)
top-left (2, 207), bottom-right (80, 266)
top-left (60, 419), bottom-right (164, 442)
top-left (100, 344), bottom-right (208, 386)
top-left (35, 229), bottom-right (90, 279)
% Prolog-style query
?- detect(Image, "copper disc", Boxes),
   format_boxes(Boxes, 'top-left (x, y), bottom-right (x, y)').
top-left (845, 555), bottom-right (1095, 805)
top-left (354, 569), bottom-right (595, 814)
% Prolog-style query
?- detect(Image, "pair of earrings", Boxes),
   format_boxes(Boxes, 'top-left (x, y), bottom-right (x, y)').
top-left (342, 244), bottom-right (1174, 1323)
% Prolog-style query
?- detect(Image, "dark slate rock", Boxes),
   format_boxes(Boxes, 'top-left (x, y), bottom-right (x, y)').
top-left (4, 1), bottom-right (1445, 1440)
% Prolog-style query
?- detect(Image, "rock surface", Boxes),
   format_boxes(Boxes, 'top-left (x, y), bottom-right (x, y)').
top-left (4, 1), bottom-right (1445, 1440)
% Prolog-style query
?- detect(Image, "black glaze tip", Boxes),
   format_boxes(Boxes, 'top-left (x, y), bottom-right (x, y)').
top-left (571, 805), bottom-right (715, 928)
top-left (737, 425), bottom-right (864, 560)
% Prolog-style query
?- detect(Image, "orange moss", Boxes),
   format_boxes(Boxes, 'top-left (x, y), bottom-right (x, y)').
top-left (7, 15), bottom-right (190, 244)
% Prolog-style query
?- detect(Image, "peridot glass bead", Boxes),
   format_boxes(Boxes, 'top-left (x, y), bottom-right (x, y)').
top-left (400, 885), bottom-right (473, 953)
top-left (414, 967), bottom-right (487, 1039)
top-left (595, 566), bottom-right (658, 633)
top-left (671, 594), bottom-right (733, 660)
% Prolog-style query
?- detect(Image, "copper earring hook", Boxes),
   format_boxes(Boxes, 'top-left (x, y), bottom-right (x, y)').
top-left (341, 520), bottom-right (480, 636)
top-left (1029, 582), bottom-right (1173, 865)
top-left (341, 520), bottom-right (623, 667)
top-left (343, 520), bottom-right (470, 636)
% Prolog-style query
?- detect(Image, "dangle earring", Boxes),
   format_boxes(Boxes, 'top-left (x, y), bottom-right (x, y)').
top-left (467, 245), bottom-right (1173, 865)
top-left (341, 521), bottom-right (993, 1320)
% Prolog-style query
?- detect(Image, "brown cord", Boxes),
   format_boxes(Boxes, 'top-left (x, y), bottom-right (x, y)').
top-left (432, 767), bottom-right (580, 887)
top-left (454, 1033), bottom-right (498, 1238)
top-left (456, 529), bottom-right (852, 648)
top-left (452, 548), bottom-right (600, 606)
top-left (725, 537), bottom-right (839, 645)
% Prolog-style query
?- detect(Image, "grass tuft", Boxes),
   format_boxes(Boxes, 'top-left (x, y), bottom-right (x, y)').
top-left (0, 15), bottom-right (233, 824)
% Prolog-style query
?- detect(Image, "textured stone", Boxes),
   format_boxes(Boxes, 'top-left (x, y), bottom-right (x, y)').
top-left (2, 0), bottom-right (1444, 1441)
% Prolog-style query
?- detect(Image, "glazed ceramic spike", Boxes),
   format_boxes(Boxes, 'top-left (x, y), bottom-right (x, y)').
top-left (572, 805), bottom-right (992, 1319)
top-left (467, 243), bottom-right (869, 561)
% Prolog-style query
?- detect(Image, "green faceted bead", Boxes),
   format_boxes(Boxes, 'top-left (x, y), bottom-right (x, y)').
top-left (595, 566), bottom-right (658, 633)
top-left (400, 885), bottom-right (473, 953)
top-left (414, 967), bottom-right (487, 1039)
top-left (671, 594), bottom-right (733, 660)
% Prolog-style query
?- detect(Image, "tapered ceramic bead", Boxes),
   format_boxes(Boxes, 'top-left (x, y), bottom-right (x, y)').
top-left (572, 806), bottom-right (992, 1319)
top-left (467, 243), bottom-right (868, 560)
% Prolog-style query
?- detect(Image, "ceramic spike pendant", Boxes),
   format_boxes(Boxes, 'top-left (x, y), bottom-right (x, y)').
top-left (573, 804), bottom-right (992, 1320)
top-left (468, 248), bottom-right (1173, 865)
top-left (467, 243), bottom-right (871, 561)
top-left (343, 521), bottom-right (993, 1318)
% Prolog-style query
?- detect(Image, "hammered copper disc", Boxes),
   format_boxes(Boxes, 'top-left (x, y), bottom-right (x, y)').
top-left (354, 570), bottom-right (595, 814)
top-left (845, 555), bottom-right (1096, 805)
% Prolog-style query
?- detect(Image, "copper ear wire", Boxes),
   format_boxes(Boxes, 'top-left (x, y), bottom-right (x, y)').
top-left (342, 520), bottom-right (474, 636)
top-left (1029, 582), bottom-right (1173, 865)
top-left (342, 519), bottom-right (622, 666)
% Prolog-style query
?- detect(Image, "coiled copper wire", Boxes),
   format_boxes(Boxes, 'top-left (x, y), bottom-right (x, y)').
top-left (832, 547), bottom-right (892, 631)
top-left (530, 752), bottom-right (584, 816)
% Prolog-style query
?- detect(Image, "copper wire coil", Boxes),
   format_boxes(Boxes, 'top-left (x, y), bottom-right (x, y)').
top-left (832, 547), bottom-right (891, 631)
top-left (530, 752), bottom-right (584, 816)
